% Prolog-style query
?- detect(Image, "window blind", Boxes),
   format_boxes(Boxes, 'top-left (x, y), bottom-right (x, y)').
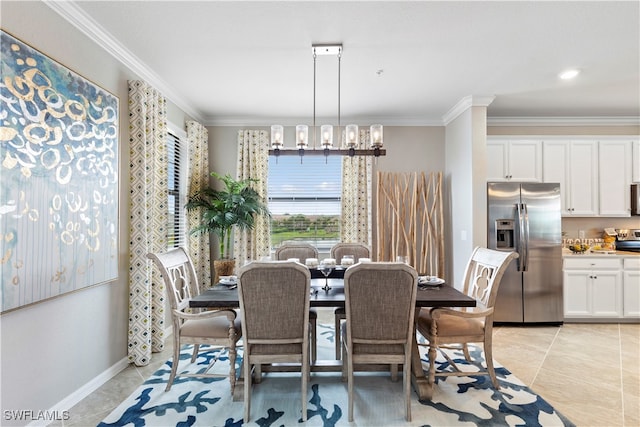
top-left (167, 131), bottom-right (187, 249)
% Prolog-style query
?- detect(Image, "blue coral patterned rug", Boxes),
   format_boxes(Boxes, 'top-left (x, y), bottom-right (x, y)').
top-left (99, 323), bottom-right (574, 426)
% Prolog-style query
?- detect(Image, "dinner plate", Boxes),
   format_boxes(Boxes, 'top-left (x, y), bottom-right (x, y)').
top-left (418, 276), bottom-right (444, 287)
top-left (219, 276), bottom-right (237, 285)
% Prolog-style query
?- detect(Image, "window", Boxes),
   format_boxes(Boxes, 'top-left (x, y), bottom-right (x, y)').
top-left (268, 155), bottom-right (342, 252)
top-left (167, 130), bottom-right (188, 249)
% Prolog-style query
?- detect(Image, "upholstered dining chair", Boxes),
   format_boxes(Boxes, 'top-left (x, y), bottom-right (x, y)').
top-left (416, 247), bottom-right (518, 398)
top-left (147, 248), bottom-right (241, 393)
top-left (274, 241), bottom-right (319, 362)
top-left (237, 261), bottom-right (311, 423)
top-left (341, 262), bottom-right (418, 422)
top-left (330, 242), bottom-right (371, 360)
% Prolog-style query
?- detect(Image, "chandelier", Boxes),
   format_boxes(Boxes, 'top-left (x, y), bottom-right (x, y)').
top-left (269, 44), bottom-right (386, 161)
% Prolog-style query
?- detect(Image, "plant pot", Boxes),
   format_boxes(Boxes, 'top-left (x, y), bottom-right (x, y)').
top-left (213, 259), bottom-right (236, 285)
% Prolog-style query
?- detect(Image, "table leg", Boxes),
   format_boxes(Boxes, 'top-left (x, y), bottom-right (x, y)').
top-left (410, 308), bottom-right (434, 400)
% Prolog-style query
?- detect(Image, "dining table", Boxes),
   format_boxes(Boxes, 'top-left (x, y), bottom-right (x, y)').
top-left (189, 277), bottom-right (476, 400)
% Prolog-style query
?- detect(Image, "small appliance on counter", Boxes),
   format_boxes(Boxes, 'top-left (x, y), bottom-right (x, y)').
top-left (615, 229), bottom-right (640, 252)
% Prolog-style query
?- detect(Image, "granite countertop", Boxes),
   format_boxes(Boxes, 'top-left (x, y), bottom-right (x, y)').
top-left (562, 248), bottom-right (640, 257)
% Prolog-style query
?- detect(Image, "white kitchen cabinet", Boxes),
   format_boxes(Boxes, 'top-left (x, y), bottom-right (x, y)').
top-left (543, 140), bottom-right (598, 216)
top-left (623, 258), bottom-right (640, 317)
top-left (563, 257), bottom-right (623, 319)
top-left (632, 140), bottom-right (640, 183)
top-left (598, 140), bottom-right (632, 216)
top-left (487, 140), bottom-right (542, 182)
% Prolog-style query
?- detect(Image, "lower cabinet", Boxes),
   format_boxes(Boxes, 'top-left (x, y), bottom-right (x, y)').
top-left (563, 257), bottom-right (625, 320)
top-left (623, 258), bottom-right (640, 317)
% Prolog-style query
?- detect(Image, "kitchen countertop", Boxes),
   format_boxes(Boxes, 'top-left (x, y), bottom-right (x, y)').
top-left (562, 248), bottom-right (640, 257)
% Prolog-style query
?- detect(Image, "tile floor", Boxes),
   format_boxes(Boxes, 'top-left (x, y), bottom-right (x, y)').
top-left (61, 310), bottom-right (639, 426)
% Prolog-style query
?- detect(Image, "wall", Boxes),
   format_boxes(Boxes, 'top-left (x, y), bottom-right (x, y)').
top-left (206, 126), bottom-right (447, 260)
top-left (0, 2), bottom-right (192, 424)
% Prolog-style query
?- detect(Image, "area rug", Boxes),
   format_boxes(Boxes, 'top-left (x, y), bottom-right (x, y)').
top-left (99, 324), bottom-right (574, 426)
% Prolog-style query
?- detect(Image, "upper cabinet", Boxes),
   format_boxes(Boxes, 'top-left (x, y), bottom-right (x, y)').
top-left (598, 140), bottom-right (633, 216)
top-left (489, 136), bottom-right (639, 218)
top-left (543, 140), bottom-right (598, 216)
top-left (633, 140), bottom-right (640, 183)
top-left (487, 139), bottom-right (542, 182)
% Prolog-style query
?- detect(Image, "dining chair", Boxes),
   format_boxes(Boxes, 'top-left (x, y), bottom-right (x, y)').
top-left (274, 241), bottom-right (319, 363)
top-left (147, 248), bottom-right (241, 393)
top-left (341, 262), bottom-right (418, 422)
top-left (330, 242), bottom-right (371, 360)
top-left (416, 247), bottom-right (518, 398)
top-left (237, 261), bottom-right (311, 422)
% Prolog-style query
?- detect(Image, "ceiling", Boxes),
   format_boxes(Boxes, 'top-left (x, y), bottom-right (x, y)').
top-left (49, 1), bottom-right (639, 126)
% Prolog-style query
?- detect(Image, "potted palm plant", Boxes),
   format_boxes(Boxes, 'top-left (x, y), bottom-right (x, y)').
top-left (186, 172), bottom-right (270, 284)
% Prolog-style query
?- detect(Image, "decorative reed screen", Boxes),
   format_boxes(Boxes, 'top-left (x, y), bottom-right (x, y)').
top-left (375, 171), bottom-right (444, 277)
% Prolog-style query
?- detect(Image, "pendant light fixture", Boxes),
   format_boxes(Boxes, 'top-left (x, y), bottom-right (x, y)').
top-left (270, 44), bottom-right (385, 161)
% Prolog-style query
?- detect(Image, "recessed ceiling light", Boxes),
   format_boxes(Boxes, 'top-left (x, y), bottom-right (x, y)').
top-left (559, 69), bottom-right (580, 80)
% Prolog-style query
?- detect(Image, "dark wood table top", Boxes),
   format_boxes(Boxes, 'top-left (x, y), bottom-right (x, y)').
top-left (189, 278), bottom-right (476, 309)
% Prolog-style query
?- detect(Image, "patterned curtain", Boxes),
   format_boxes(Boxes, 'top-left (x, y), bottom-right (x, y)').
top-left (127, 80), bottom-right (168, 366)
top-left (186, 121), bottom-right (211, 291)
top-left (341, 129), bottom-right (373, 246)
top-left (233, 130), bottom-right (271, 264)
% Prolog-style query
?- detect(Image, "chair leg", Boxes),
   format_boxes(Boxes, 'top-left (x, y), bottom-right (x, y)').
top-left (427, 344), bottom-right (437, 400)
top-left (243, 354), bottom-right (251, 422)
top-left (310, 318), bottom-right (317, 364)
top-left (302, 343), bottom-right (309, 421)
top-left (390, 363), bottom-right (398, 381)
top-left (228, 345), bottom-right (237, 395)
top-left (166, 340), bottom-right (181, 392)
top-left (191, 344), bottom-right (199, 363)
top-left (334, 314), bottom-right (343, 360)
top-left (404, 353), bottom-right (411, 422)
top-left (347, 355), bottom-right (354, 422)
top-left (484, 340), bottom-right (499, 389)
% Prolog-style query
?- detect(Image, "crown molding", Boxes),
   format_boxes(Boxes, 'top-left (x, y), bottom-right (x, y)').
top-left (442, 95), bottom-right (496, 126)
top-left (487, 116), bottom-right (640, 126)
top-left (44, 0), bottom-right (204, 124)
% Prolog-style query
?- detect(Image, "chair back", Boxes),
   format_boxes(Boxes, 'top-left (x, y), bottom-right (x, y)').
top-left (274, 242), bottom-right (318, 263)
top-left (330, 243), bottom-right (371, 263)
top-left (461, 247), bottom-right (519, 308)
top-left (147, 248), bottom-right (199, 313)
top-left (344, 263), bottom-right (418, 351)
top-left (238, 261), bottom-right (311, 351)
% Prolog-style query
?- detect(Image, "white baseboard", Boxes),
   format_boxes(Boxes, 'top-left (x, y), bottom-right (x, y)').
top-left (27, 357), bottom-right (129, 427)
top-left (28, 326), bottom-right (173, 427)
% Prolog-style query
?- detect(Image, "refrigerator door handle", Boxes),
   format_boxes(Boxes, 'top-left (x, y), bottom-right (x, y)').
top-left (516, 203), bottom-right (525, 272)
top-left (522, 203), bottom-right (530, 271)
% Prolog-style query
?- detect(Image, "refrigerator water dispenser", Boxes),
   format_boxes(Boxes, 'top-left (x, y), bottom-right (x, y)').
top-left (495, 219), bottom-right (514, 249)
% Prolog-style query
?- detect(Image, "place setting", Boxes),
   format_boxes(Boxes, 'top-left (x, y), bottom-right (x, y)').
top-left (418, 275), bottom-right (445, 290)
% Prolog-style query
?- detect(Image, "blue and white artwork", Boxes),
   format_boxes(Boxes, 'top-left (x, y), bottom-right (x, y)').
top-left (0, 30), bottom-right (119, 312)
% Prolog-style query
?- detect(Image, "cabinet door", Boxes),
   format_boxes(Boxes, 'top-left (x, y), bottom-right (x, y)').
top-left (599, 140), bottom-right (632, 216)
top-left (591, 270), bottom-right (623, 317)
top-left (543, 141), bottom-right (571, 214)
top-left (623, 270), bottom-right (640, 317)
top-left (563, 270), bottom-right (591, 317)
top-left (633, 140), bottom-right (640, 183)
top-left (569, 141), bottom-right (599, 216)
top-left (487, 141), bottom-right (508, 181)
top-left (509, 140), bottom-right (542, 182)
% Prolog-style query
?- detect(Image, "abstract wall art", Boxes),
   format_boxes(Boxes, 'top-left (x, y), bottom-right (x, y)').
top-left (0, 30), bottom-right (119, 313)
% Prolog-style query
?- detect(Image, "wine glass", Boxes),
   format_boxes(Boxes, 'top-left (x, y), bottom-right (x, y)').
top-left (318, 262), bottom-right (334, 291)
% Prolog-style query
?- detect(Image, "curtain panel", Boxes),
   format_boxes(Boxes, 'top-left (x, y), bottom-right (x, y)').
top-left (341, 129), bottom-right (373, 246)
top-left (234, 130), bottom-right (271, 264)
top-left (186, 121), bottom-right (211, 291)
top-left (127, 80), bottom-right (168, 366)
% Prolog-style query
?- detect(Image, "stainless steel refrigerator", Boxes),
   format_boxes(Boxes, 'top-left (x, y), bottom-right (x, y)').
top-left (487, 182), bottom-right (563, 324)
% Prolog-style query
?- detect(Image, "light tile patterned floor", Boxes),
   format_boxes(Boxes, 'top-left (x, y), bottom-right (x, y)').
top-left (60, 310), bottom-right (639, 426)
